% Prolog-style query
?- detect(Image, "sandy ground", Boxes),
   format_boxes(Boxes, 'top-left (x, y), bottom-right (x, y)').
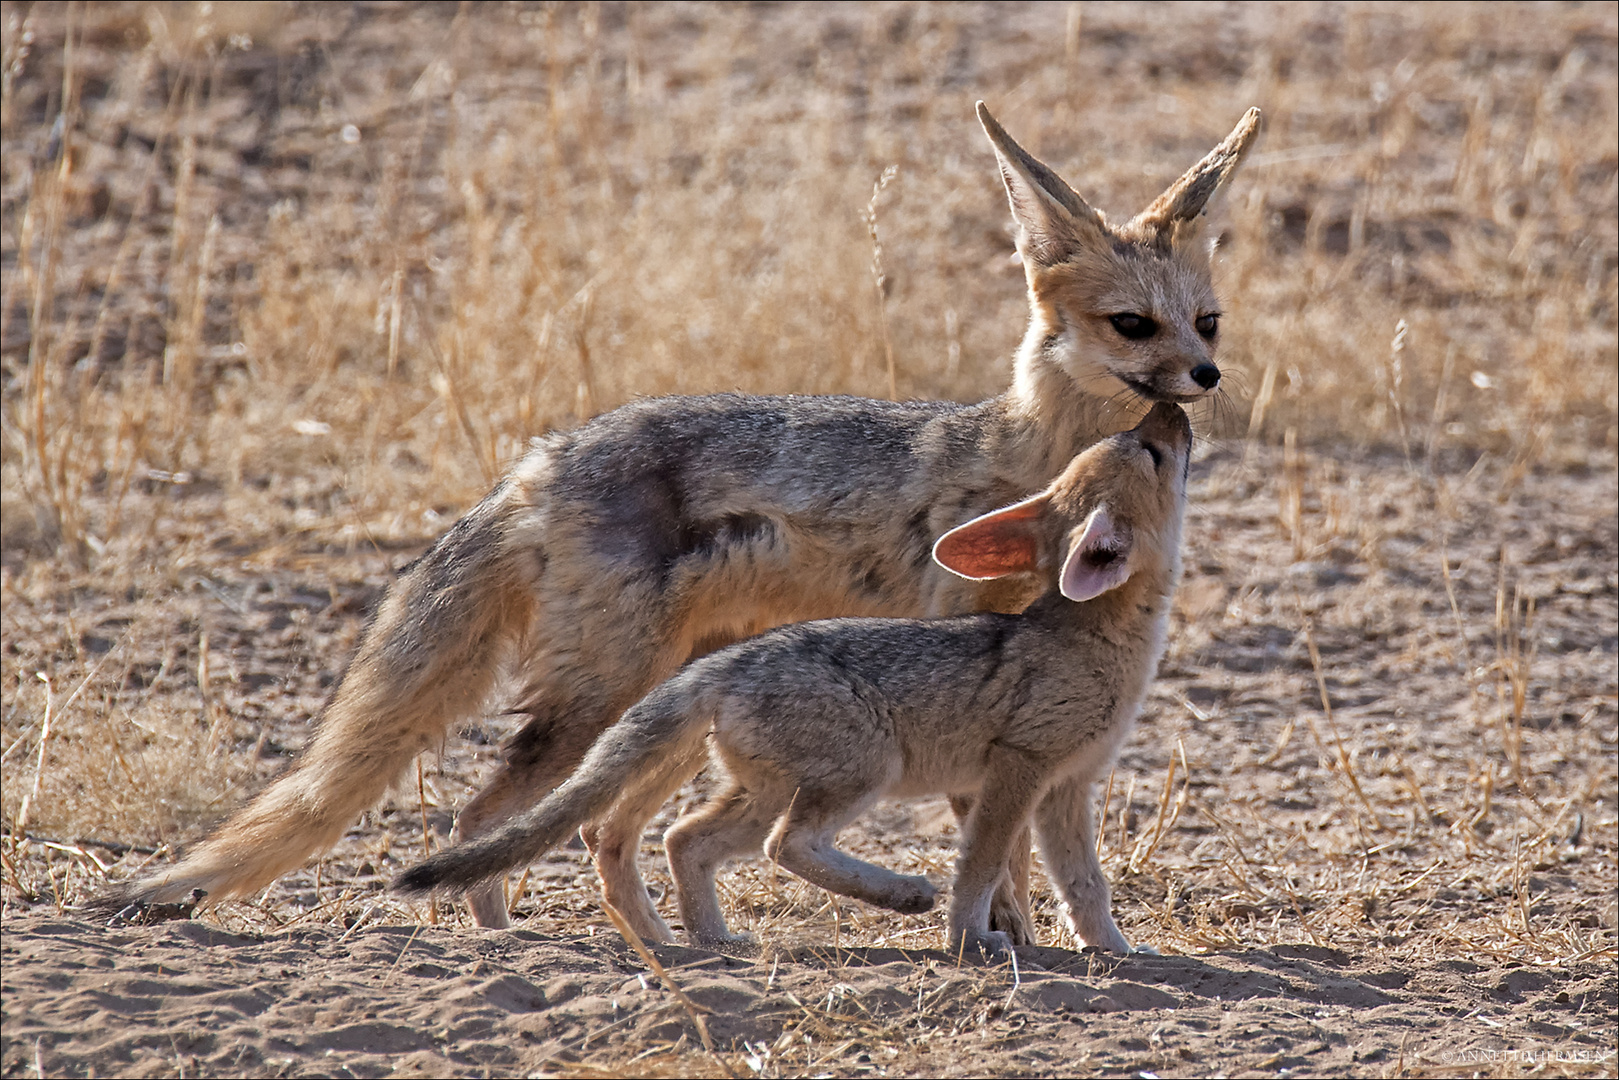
top-left (3, 914), bottom-right (1614, 1079)
top-left (4, 445), bottom-right (1616, 1078)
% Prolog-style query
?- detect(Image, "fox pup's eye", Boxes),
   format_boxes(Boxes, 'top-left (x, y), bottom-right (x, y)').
top-left (1144, 443), bottom-right (1164, 469)
top-left (1195, 313), bottom-right (1220, 339)
top-left (1108, 313), bottom-right (1158, 340)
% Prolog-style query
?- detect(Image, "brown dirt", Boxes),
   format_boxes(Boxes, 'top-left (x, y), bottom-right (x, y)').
top-left (2, 3), bottom-right (1615, 1078)
top-left (4, 442), bottom-right (1615, 1078)
top-left (3, 917), bottom-right (1612, 1079)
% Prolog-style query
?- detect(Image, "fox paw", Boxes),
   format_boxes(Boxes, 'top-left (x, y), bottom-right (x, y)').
top-left (952, 929), bottom-right (1014, 964)
top-left (690, 929), bottom-right (758, 956)
top-left (988, 894), bottom-right (1036, 945)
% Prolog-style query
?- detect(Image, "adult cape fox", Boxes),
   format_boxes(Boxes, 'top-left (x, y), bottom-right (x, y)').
top-left (109, 103), bottom-right (1260, 934)
top-left (397, 403), bottom-right (1194, 959)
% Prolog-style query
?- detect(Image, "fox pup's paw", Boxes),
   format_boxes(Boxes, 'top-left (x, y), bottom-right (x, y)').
top-left (1078, 938), bottom-right (1149, 957)
top-left (951, 928), bottom-right (1014, 964)
top-left (690, 929), bottom-right (759, 957)
top-left (880, 875), bottom-right (938, 915)
top-left (988, 894), bottom-right (1036, 945)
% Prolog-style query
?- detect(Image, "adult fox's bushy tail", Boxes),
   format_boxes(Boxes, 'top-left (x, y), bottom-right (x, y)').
top-left (108, 479), bottom-right (542, 908)
top-left (394, 673), bottom-right (713, 897)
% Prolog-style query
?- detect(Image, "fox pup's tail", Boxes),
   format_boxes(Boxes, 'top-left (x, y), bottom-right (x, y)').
top-left (394, 672), bottom-right (713, 896)
top-left (105, 478), bottom-right (542, 910)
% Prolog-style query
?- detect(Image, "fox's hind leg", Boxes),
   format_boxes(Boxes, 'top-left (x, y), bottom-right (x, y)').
top-left (768, 790), bottom-right (938, 917)
top-left (665, 781), bottom-right (791, 948)
top-left (453, 632), bottom-right (695, 927)
top-left (949, 795), bottom-right (1036, 945)
top-left (588, 737), bottom-right (712, 943)
top-left (453, 706), bottom-right (614, 927)
top-left (449, 515), bottom-right (753, 927)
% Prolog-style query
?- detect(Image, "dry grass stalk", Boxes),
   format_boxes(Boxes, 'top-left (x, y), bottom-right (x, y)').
top-left (863, 165), bottom-right (900, 401)
top-left (1302, 619), bottom-right (1382, 827)
top-left (600, 900), bottom-right (729, 1074)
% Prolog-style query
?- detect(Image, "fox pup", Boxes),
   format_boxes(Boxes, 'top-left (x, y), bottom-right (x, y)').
top-left (397, 403), bottom-right (1192, 958)
top-left (111, 104), bottom-right (1257, 939)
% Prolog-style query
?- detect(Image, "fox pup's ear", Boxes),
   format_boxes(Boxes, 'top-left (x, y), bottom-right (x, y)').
top-left (976, 101), bottom-right (1106, 266)
top-left (1132, 107), bottom-right (1261, 244)
top-left (933, 491), bottom-right (1050, 580)
top-left (1060, 506), bottom-right (1134, 601)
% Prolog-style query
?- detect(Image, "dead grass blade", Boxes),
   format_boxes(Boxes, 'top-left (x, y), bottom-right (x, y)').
top-left (600, 900), bottom-right (734, 1077)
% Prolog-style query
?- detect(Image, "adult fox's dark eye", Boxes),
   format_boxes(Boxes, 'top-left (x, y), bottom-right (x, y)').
top-left (1195, 313), bottom-right (1220, 339)
top-left (1109, 313), bottom-right (1158, 340)
top-left (1144, 443), bottom-right (1163, 469)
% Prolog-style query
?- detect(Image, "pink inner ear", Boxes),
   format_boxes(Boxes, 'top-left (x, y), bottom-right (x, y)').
top-left (932, 494), bottom-right (1047, 580)
top-left (1060, 507), bottom-right (1133, 601)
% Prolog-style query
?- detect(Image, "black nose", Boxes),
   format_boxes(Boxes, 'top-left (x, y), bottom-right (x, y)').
top-left (1190, 363), bottom-right (1220, 390)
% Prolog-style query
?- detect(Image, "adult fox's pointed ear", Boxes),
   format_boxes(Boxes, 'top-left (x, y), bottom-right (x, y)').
top-left (933, 490), bottom-right (1051, 580)
top-left (977, 101), bottom-right (1107, 266)
top-left (1131, 107), bottom-right (1262, 245)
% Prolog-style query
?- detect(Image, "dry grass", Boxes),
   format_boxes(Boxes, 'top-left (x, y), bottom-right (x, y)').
top-left (1, 3), bottom-right (1615, 1077)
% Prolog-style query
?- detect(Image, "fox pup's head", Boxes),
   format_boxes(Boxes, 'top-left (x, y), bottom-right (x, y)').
top-left (932, 402), bottom-right (1191, 602)
top-left (979, 103), bottom-right (1261, 407)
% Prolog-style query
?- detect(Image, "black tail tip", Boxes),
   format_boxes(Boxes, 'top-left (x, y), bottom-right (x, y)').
top-left (391, 863), bottom-right (444, 896)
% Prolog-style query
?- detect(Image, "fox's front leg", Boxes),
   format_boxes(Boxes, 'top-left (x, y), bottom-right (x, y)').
top-left (949, 757), bottom-right (1044, 962)
top-left (1031, 776), bottom-right (1136, 954)
top-left (950, 794), bottom-right (1035, 945)
top-left (935, 573), bottom-right (1040, 946)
